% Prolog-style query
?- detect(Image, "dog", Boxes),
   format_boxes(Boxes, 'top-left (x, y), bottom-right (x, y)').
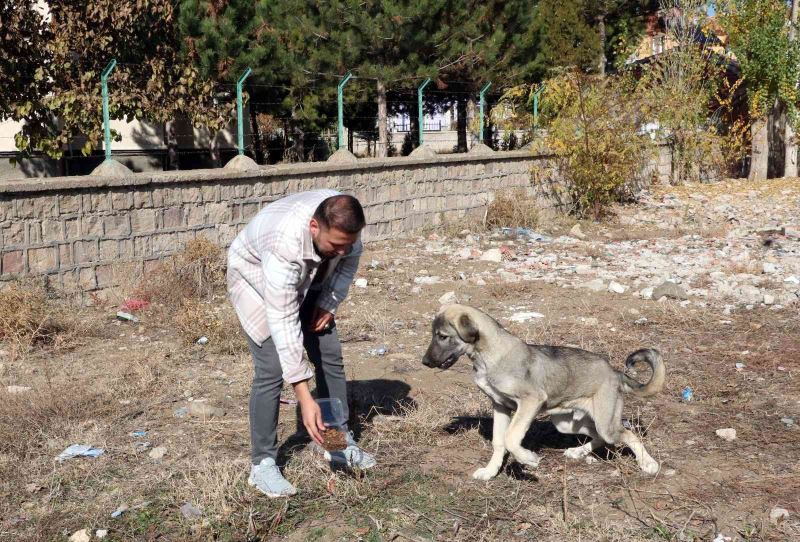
top-left (422, 304), bottom-right (665, 479)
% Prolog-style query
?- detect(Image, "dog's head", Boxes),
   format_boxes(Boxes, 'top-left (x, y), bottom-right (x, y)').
top-left (422, 305), bottom-right (479, 369)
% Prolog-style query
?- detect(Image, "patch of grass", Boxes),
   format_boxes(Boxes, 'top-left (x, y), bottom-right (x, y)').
top-left (137, 237), bottom-right (226, 307)
top-left (0, 279), bottom-right (81, 360)
top-left (173, 298), bottom-right (246, 355)
top-left (486, 189), bottom-right (541, 230)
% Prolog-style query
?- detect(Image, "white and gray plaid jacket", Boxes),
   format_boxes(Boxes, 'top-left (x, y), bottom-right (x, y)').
top-left (227, 189), bottom-right (362, 383)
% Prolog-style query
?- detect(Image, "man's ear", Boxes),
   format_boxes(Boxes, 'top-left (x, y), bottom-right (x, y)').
top-left (455, 312), bottom-right (479, 343)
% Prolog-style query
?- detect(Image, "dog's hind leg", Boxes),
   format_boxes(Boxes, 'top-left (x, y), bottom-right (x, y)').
top-left (473, 402), bottom-right (511, 480)
top-left (552, 413), bottom-right (605, 460)
top-left (504, 397), bottom-right (544, 468)
top-left (593, 389), bottom-right (659, 475)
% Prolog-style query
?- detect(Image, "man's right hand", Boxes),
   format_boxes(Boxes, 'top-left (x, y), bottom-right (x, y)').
top-left (292, 381), bottom-right (326, 446)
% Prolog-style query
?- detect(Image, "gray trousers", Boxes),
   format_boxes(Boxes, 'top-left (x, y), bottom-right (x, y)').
top-left (246, 298), bottom-right (348, 465)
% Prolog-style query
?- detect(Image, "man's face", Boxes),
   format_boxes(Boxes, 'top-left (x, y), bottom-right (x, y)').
top-left (309, 218), bottom-right (359, 258)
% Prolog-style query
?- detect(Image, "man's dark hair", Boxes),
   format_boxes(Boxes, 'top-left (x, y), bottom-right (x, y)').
top-left (313, 195), bottom-right (366, 233)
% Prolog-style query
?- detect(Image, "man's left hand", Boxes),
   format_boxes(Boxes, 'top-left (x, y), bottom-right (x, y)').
top-left (309, 307), bottom-right (335, 333)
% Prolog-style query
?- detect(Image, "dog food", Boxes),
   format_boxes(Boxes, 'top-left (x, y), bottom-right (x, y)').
top-left (321, 427), bottom-right (347, 451)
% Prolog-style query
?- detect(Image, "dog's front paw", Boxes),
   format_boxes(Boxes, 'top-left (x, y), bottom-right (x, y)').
top-left (640, 459), bottom-right (660, 475)
top-left (512, 449), bottom-right (541, 468)
top-left (472, 466), bottom-right (499, 481)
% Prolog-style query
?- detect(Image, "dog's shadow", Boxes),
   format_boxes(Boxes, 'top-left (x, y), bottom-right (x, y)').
top-left (276, 378), bottom-right (415, 467)
top-left (443, 415), bottom-right (638, 479)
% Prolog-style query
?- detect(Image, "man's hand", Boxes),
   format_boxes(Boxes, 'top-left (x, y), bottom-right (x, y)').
top-left (292, 380), bottom-right (326, 446)
top-left (309, 307), bottom-right (334, 333)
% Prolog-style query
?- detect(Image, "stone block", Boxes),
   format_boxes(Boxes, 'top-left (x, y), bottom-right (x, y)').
top-left (59, 243), bottom-right (74, 269)
top-left (134, 237), bottom-right (151, 258)
top-left (131, 209), bottom-right (157, 233)
top-left (74, 240), bottom-right (98, 263)
top-left (64, 218), bottom-right (79, 240)
top-left (111, 191), bottom-right (134, 210)
top-left (118, 239), bottom-right (135, 259)
top-left (1, 250), bottom-right (25, 274)
top-left (79, 267), bottom-right (97, 290)
top-left (104, 215), bottom-right (130, 237)
top-left (99, 239), bottom-right (118, 260)
top-left (133, 189), bottom-right (153, 208)
top-left (28, 246), bottom-right (57, 273)
top-left (81, 216), bottom-right (103, 237)
top-left (206, 202), bottom-right (229, 224)
top-left (59, 194), bottom-right (81, 215)
top-left (182, 186), bottom-right (202, 203)
top-left (163, 207), bottom-right (184, 229)
top-left (201, 185), bottom-right (219, 202)
top-left (95, 265), bottom-right (114, 288)
top-left (187, 205), bottom-right (206, 227)
top-left (2, 221), bottom-right (25, 246)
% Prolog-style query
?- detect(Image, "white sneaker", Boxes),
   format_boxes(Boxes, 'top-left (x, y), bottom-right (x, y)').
top-left (248, 458), bottom-right (297, 498)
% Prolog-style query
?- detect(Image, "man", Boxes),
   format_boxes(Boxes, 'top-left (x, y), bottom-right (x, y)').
top-left (228, 189), bottom-right (376, 498)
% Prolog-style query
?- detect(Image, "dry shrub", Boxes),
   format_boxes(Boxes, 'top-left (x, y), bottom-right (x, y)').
top-left (138, 237), bottom-right (226, 306)
top-left (486, 189), bottom-right (541, 230)
top-left (0, 280), bottom-right (76, 359)
top-left (173, 298), bottom-right (245, 355)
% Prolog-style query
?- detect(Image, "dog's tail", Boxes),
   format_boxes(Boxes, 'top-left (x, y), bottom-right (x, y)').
top-left (619, 348), bottom-right (665, 397)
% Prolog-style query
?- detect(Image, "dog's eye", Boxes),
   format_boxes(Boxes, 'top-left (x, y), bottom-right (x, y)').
top-left (436, 332), bottom-right (448, 340)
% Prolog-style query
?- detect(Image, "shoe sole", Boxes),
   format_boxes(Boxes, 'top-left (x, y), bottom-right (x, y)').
top-left (247, 476), bottom-right (296, 498)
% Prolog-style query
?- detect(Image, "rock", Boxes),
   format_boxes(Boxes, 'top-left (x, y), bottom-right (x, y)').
top-left (580, 317), bottom-right (599, 326)
top-left (96, 529), bottom-right (109, 540)
top-left (715, 428), bottom-right (737, 441)
top-left (770, 507), bottom-right (790, 524)
top-left (577, 279), bottom-right (606, 292)
top-left (456, 247), bottom-right (473, 259)
top-left (608, 281), bottom-right (627, 294)
top-left (763, 293), bottom-right (775, 305)
top-left (354, 278), bottom-right (368, 288)
top-left (784, 227), bottom-right (800, 239)
top-left (413, 275), bottom-right (441, 285)
top-left (188, 401), bottom-right (225, 419)
top-left (438, 291), bottom-right (457, 305)
top-left (639, 287), bottom-right (655, 300)
top-left (479, 248), bottom-right (503, 262)
top-left (90, 159), bottom-right (132, 177)
top-left (780, 417), bottom-right (794, 427)
top-left (69, 529), bottom-right (91, 542)
top-left (327, 148), bottom-right (358, 163)
top-left (148, 446), bottom-right (167, 460)
top-left (409, 144), bottom-right (437, 158)
top-left (6, 385), bottom-right (31, 394)
top-left (737, 284), bottom-right (762, 305)
top-left (569, 223), bottom-right (587, 240)
top-left (652, 281), bottom-right (689, 301)
top-left (468, 142), bottom-right (495, 154)
top-left (762, 262), bottom-right (778, 274)
top-left (180, 502), bottom-right (203, 519)
top-left (223, 154), bottom-right (259, 171)
top-left (509, 311), bottom-right (545, 322)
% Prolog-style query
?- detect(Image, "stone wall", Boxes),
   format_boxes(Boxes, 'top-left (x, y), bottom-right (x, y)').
top-left (0, 146), bottom-right (671, 291)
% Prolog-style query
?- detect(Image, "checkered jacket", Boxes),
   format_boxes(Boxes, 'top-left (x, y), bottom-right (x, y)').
top-left (227, 190), bottom-right (362, 383)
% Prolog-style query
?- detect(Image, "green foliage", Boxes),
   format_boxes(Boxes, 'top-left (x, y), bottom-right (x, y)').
top-left (719, 0), bottom-right (800, 121)
top-left (5, 1), bottom-right (232, 159)
top-left (539, 71), bottom-right (652, 218)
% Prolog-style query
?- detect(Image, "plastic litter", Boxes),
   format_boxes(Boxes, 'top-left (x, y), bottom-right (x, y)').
top-left (121, 299), bottom-right (150, 311)
top-left (368, 346), bottom-right (389, 356)
top-left (56, 444), bottom-right (105, 462)
top-left (681, 387), bottom-right (694, 402)
top-left (111, 504), bottom-right (129, 518)
top-left (735, 362), bottom-right (745, 371)
top-left (116, 311), bottom-right (139, 323)
top-left (196, 336), bottom-right (209, 346)
top-left (131, 430), bottom-right (147, 438)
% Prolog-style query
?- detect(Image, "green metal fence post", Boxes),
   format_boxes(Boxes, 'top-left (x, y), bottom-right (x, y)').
top-left (236, 67), bottom-right (253, 155)
top-left (479, 82), bottom-right (492, 143)
top-left (337, 72), bottom-right (353, 150)
top-left (417, 77), bottom-right (431, 146)
top-left (101, 59), bottom-right (117, 162)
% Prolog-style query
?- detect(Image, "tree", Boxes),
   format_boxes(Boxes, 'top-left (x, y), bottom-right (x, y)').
top-left (719, 0), bottom-right (800, 180)
top-left (786, 0), bottom-right (799, 177)
top-left (5, 1), bottom-right (232, 160)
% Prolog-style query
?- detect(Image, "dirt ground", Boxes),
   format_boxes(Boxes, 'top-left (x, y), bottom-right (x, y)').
top-left (1, 180), bottom-right (799, 541)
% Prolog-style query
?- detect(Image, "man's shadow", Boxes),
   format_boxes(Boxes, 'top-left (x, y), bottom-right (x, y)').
top-left (276, 378), bottom-right (415, 465)
top-left (443, 415), bottom-right (640, 479)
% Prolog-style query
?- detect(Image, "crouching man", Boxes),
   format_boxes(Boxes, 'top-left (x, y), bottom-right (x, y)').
top-left (227, 190), bottom-right (376, 497)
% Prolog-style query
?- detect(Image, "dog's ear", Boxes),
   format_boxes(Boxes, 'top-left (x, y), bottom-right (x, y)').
top-left (456, 312), bottom-right (479, 343)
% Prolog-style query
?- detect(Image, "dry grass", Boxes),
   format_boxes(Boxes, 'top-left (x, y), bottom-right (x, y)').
top-left (0, 280), bottom-right (87, 360)
top-left (173, 297), bottom-right (246, 354)
top-left (137, 237), bottom-right (226, 307)
top-left (486, 189), bottom-right (541, 230)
